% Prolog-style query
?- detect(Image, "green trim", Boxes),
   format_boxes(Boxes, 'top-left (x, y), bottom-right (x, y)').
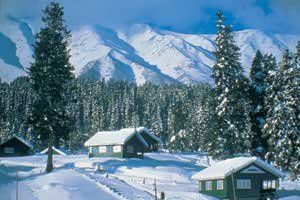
top-left (89, 145), bottom-right (123, 158)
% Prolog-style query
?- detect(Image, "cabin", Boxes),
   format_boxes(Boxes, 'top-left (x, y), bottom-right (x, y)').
top-left (0, 136), bottom-right (33, 157)
top-left (84, 127), bottom-right (161, 158)
top-left (192, 157), bottom-right (284, 200)
top-left (40, 146), bottom-right (68, 156)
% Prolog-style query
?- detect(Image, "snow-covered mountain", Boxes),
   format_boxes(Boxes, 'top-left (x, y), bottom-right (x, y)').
top-left (0, 16), bottom-right (299, 84)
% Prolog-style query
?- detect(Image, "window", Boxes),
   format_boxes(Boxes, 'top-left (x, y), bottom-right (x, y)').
top-left (268, 180), bottom-right (272, 189)
top-left (113, 145), bottom-right (121, 153)
top-left (272, 180), bottom-right (276, 188)
top-left (99, 146), bottom-right (106, 153)
top-left (206, 181), bottom-right (212, 190)
top-left (263, 180), bottom-right (277, 189)
top-left (217, 180), bottom-right (224, 190)
top-left (4, 147), bottom-right (14, 154)
top-left (106, 146), bottom-right (113, 153)
top-left (199, 181), bottom-right (202, 191)
top-left (127, 145), bottom-right (134, 153)
top-left (237, 179), bottom-right (251, 189)
top-left (89, 147), bottom-right (92, 153)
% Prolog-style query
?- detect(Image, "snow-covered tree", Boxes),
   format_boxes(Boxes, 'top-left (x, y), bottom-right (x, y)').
top-left (263, 54), bottom-right (277, 87)
top-left (264, 49), bottom-right (300, 179)
top-left (249, 50), bottom-right (269, 157)
top-left (211, 12), bottom-right (252, 159)
top-left (0, 78), bottom-right (8, 141)
top-left (167, 89), bottom-right (187, 151)
top-left (184, 84), bottom-right (215, 152)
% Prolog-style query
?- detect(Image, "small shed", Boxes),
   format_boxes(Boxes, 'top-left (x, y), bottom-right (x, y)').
top-left (192, 157), bottom-right (284, 200)
top-left (40, 146), bottom-right (68, 156)
top-left (84, 127), bottom-right (161, 158)
top-left (0, 136), bottom-right (33, 157)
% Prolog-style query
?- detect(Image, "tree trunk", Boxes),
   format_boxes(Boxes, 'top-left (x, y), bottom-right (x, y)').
top-left (290, 168), bottom-right (297, 181)
top-left (46, 133), bottom-right (54, 173)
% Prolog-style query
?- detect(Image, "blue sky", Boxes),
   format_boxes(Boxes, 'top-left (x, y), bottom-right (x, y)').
top-left (1, 0), bottom-right (300, 34)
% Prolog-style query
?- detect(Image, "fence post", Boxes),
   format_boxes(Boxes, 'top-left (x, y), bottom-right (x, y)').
top-left (153, 179), bottom-right (157, 200)
top-left (16, 171), bottom-right (18, 200)
top-left (231, 169), bottom-right (236, 200)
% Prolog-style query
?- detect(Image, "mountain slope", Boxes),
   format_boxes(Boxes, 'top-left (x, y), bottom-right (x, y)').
top-left (0, 17), bottom-right (299, 84)
top-left (118, 24), bottom-right (215, 84)
top-left (0, 16), bottom-right (33, 82)
top-left (70, 25), bottom-right (177, 85)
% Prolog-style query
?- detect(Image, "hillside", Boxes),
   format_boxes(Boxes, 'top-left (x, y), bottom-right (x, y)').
top-left (0, 153), bottom-right (299, 200)
top-left (0, 16), bottom-right (299, 84)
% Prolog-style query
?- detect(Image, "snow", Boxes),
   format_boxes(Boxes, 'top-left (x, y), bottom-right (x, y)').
top-left (84, 126), bottom-right (160, 147)
top-left (85, 129), bottom-right (139, 147)
top-left (70, 26), bottom-right (112, 77)
top-left (70, 25), bottom-right (176, 85)
top-left (0, 59), bottom-right (26, 82)
top-left (0, 16), bottom-right (34, 70)
top-left (0, 177), bottom-right (37, 200)
top-left (14, 136), bottom-right (33, 149)
top-left (0, 153), bottom-right (211, 200)
top-left (192, 156), bottom-right (285, 180)
top-left (280, 197), bottom-right (300, 200)
top-left (0, 153), bottom-right (299, 200)
top-left (0, 168), bottom-right (119, 200)
top-left (40, 146), bottom-right (67, 156)
top-left (118, 24), bottom-right (214, 84)
top-left (28, 170), bottom-right (119, 200)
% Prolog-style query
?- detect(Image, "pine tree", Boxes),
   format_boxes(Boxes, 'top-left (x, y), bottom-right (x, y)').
top-left (210, 12), bottom-right (252, 159)
top-left (263, 54), bottom-right (277, 87)
top-left (264, 49), bottom-right (300, 179)
top-left (29, 2), bottom-right (74, 173)
top-left (0, 78), bottom-right (9, 141)
top-left (261, 54), bottom-right (277, 139)
top-left (167, 88), bottom-right (189, 151)
top-left (249, 50), bottom-right (269, 157)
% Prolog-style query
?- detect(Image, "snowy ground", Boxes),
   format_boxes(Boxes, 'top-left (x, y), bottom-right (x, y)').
top-left (0, 153), bottom-right (299, 200)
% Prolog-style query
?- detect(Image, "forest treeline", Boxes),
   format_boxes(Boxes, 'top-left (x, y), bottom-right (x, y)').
top-left (0, 77), bottom-right (212, 152)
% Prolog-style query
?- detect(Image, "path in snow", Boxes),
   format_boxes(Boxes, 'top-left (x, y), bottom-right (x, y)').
top-left (26, 169), bottom-right (119, 200)
top-left (77, 168), bottom-right (154, 200)
top-left (0, 172), bottom-right (37, 200)
top-left (0, 164), bottom-right (120, 200)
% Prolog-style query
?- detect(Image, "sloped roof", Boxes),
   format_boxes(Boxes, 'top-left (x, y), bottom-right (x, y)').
top-left (192, 157), bottom-right (284, 180)
top-left (0, 136), bottom-right (33, 149)
top-left (84, 127), bottom-right (161, 147)
top-left (40, 146), bottom-right (67, 156)
top-left (137, 127), bottom-right (161, 143)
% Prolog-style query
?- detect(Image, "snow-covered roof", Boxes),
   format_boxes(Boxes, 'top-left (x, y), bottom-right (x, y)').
top-left (84, 127), bottom-right (161, 147)
top-left (40, 146), bottom-right (67, 156)
top-left (0, 136), bottom-right (33, 149)
top-left (192, 157), bottom-right (284, 181)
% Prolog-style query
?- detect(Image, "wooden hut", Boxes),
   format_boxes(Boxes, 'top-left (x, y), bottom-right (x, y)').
top-left (0, 136), bottom-right (33, 157)
top-left (192, 157), bottom-right (284, 200)
top-left (84, 127), bottom-right (161, 158)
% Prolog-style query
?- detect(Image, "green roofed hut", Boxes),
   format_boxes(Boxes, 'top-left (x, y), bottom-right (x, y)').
top-left (192, 157), bottom-right (284, 200)
top-left (0, 136), bottom-right (33, 157)
top-left (84, 127), bottom-right (161, 158)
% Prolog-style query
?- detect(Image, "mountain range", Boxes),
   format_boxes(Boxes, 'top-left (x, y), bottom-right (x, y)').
top-left (0, 16), bottom-right (299, 84)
